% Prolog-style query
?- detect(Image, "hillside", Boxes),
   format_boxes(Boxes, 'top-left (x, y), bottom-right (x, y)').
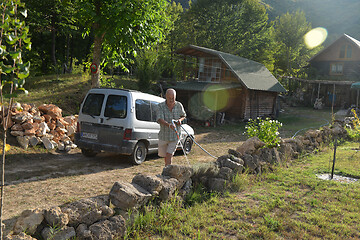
top-left (174, 0), bottom-right (360, 45)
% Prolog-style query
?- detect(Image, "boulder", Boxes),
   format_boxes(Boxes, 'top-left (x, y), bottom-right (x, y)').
top-left (44, 207), bottom-right (69, 228)
top-left (5, 232), bottom-right (37, 240)
top-left (76, 224), bottom-right (92, 240)
top-left (161, 164), bottom-right (193, 188)
top-left (158, 176), bottom-right (179, 201)
top-left (242, 154), bottom-right (260, 174)
top-left (11, 124), bottom-right (23, 131)
top-left (218, 167), bottom-right (234, 180)
top-left (16, 136), bottom-right (29, 149)
top-left (11, 131), bottom-right (24, 137)
top-left (42, 137), bottom-right (55, 150)
top-left (61, 196), bottom-right (113, 227)
top-left (38, 104), bottom-right (62, 119)
top-left (207, 178), bottom-right (227, 192)
top-left (236, 137), bottom-right (265, 156)
top-left (132, 174), bottom-right (163, 195)
top-left (216, 155), bottom-right (243, 173)
top-left (88, 215), bottom-right (126, 240)
top-left (29, 136), bottom-right (41, 147)
top-left (109, 181), bottom-right (152, 210)
top-left (13, 208), bottom-right (44, 235)
top-left (41, 226), bottom-right (75, 240)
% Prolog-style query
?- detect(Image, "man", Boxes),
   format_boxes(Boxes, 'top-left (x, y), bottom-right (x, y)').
top-left (156, 88), bottom-right (186, 166)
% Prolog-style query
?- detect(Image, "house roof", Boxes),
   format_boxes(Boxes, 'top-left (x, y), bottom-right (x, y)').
top-left (309, 33), bottom-right (360, 62)
top-left (175, 45), bottom-right (287, 93)
top-left (171, 81), bottom-right (243, 92)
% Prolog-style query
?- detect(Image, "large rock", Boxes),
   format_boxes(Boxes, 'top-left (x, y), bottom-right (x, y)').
top-left (16, 136), bottom-right (29, 149)
top-left (44, 207), bottom-right (69, 228)
top-left (76, 224), bottom-right (92, 240)
top-left (132, 174), bottom-right (163, 195)
top-left (38, 104), bottom-right (62, 119)
top-left (109, 181), bottom-right (152, 210)
top-left (158, 176), bottom-right (179, 201)
top-left (12, 112), bottom-right (32, 124)
top-left (13, 208), bottom-right (44, 235)
top-left (42, 136), bottom-right (55, 150)
top-left (236, 137), bottom-right (265, 156)
top-left (207, 178), bottom-right (227, 192)
top-left (5, 232), bottom-right (37, 240)
top-left (88, 215), bottom-right (126, 240)
top-left (41, 226), bottom-right (76, 240)
top-left (61, 196), bottom-right (113, 227)
top-left (242, 154), bottom-right (261, 174)
top-left (161, 164), bottom-right (193, 188)
top-left (216, 155), bottom-right (244, 173)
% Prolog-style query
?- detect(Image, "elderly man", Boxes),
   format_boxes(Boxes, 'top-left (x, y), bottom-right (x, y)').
top-left (156, 88), bottom-right (186, 166)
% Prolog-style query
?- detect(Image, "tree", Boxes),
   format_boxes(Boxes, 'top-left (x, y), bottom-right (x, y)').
top-left (76, 0), bottom-right (171, 88)
top-left (24, 0), bottom-right (87, 75)
top-left (273, 10), bottom-right (317, 76)
top-left (0, 0), bottom-right (30, 238)
top-left (172, 0), bottom-right (276, 70)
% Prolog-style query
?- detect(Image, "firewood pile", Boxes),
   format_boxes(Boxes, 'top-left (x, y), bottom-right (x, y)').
top-left (1, 103), bottom-right (78, 151)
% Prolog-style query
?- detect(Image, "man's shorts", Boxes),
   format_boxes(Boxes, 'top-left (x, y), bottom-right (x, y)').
top-left (158, 140), bottom-right (178, 157)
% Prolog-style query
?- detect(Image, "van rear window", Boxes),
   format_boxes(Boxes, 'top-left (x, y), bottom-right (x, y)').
top-left (82, 93), bottom-right (104, 116)
top-left (104, 95), bottom-right (127, 118)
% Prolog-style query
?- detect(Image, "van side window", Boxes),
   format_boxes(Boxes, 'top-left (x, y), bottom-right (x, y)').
top-left (136, 99), bottom-right (151, 121)
top-left (150, 101), bottom-right (159, 122)
top-left (104, 95), bottom-right (127, 118)
top-left (135, 99), bottom-right (160, 122)
top-left (82, 94), bottom-right (104, 116)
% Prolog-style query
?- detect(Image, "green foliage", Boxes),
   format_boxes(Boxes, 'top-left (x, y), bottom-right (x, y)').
top-left (76, 0), bottom-right (172, 86)
top-left (273, 10), bottom-right (321, 76)
top-left (245, 117), bottom-right (282, 148)
top-left (345, 109), bottom-right (360, 141)
top-left (135, 49), bottom-right (161, 92)
top-left (172, 0), bottom-right (276, 69)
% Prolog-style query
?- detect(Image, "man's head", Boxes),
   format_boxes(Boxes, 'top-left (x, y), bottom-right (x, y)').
top-left (166, 88), bottom-right (176, 105)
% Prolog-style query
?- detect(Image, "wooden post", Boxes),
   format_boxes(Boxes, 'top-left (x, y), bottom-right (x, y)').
top-left (331, 84), bottom-right (336, 117)
top-left (183, 56), bottom-right (187, 81)
top-left (317, 83), bottom-right (321, 99)
top-left (331, 136), bottom-right (337, 180)
top-left (214, 92), bottom-right (218, 127)
top-left (357, 90), bottom-right (359, 108)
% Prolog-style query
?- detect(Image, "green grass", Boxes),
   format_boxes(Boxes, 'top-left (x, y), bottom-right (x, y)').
top-left (126, 142), bottom-right (360, 239)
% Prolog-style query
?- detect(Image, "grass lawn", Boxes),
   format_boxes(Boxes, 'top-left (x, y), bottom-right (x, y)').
top-left (126, 142), bottom-right (360, 239)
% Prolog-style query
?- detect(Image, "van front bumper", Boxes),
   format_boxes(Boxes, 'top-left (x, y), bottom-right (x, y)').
top-left (74, 133), bottom-right (136, 155)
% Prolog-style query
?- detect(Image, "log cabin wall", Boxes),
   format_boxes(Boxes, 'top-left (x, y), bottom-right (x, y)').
top-left (244, 90), bottom-right (277, 120)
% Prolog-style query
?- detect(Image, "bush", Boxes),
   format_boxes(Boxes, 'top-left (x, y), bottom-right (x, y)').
top-left (245, 117), bottom-right (282, 148)
top-left (345, 109), bottom-right (360, 141)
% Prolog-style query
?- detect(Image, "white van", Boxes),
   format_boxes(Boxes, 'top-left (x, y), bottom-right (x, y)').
top-left (75, 88), bottom-right (194, 164)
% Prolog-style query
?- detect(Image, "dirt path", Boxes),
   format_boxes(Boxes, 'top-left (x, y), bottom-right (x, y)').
top-left (3, 131), bottom-right (246, 233)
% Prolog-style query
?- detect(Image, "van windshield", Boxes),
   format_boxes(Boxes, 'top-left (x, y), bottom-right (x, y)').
top-left (82, 93), bottom-right (104, 116)
top-left (104, 95), bottom-right (127, 119)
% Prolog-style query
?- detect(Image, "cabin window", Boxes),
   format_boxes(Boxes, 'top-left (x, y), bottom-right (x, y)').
top-left (330, 63), bottom-right (343, 75)
top-left (339, 45), bottom-right (352, 59)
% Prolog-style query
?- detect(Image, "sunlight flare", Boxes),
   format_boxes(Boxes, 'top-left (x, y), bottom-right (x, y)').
top-left (304, 27), bottom-right (328, 49)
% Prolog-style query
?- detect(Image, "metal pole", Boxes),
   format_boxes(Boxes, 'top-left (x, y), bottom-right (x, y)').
top-left (331, 136), bottom-right (337, 180)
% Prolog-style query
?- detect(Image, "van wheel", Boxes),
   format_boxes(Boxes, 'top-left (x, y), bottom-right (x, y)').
top-left (183, 137), bottom-right (193, 154)
top-left (81, 148), bottom-right (97, 157)
top-left (131, 142), bottom-right (147, 165)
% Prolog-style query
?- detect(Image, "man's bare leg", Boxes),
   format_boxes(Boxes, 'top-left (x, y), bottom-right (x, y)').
top-left (165, 153), bottom-right (173, 166)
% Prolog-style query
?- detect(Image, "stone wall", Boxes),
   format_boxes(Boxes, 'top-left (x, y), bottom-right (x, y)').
top-left (5, 119), bottom-right (351, 240)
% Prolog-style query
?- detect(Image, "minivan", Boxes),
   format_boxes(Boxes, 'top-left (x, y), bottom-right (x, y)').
top-left (75, 88), bottom-right (195, 164)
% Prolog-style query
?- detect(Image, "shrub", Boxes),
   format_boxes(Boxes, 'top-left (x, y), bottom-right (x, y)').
top-left (345, 109), bottom-right (360, 141)
top-left (245, 117), bottom-right (282, 148)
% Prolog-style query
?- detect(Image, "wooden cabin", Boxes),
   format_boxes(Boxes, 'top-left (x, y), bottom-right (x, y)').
top-left (309, 34), bottom-right (360, 80)
top-left (293, 34), bottom-right (360, 108)
top-left (173, 45), bottom-right (287, 122)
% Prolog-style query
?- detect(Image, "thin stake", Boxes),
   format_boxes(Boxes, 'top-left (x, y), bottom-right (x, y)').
top-left (331, 136), bottom-right (337, 180)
